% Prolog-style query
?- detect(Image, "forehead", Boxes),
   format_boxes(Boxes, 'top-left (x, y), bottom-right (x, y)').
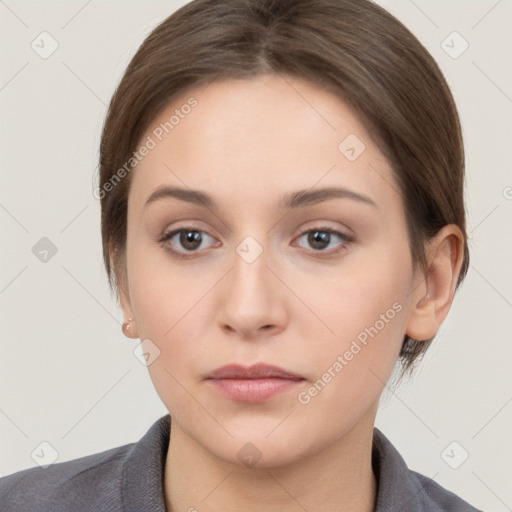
top-left (129, 74), bottom-right (400, 214)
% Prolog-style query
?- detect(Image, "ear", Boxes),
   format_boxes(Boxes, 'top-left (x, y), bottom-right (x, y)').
top-left (405, 224), bottom-right (465, 341)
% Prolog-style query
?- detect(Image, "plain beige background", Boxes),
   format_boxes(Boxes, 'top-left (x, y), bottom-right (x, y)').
top-left (1, 1), bottom-right (511, 510)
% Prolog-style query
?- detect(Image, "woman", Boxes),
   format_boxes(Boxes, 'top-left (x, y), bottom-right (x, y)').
top-left (0, 0), bottom-right (482, 510)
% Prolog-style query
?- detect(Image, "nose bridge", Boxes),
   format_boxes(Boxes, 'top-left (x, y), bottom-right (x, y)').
top-left (217, 234), bottom-right (285, 336)
top-left (230, 235), bottom-right (273, 306)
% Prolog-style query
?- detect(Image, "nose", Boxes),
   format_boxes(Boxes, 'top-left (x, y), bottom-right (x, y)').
top-left (216, 244), bottom-right (288, 340)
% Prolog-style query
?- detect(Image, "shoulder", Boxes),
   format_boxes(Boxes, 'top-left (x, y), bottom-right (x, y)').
top-left (0, 442), bottom-right (134, 512)
top-left (408, 470), bottom-right (483, 512)
top-left (0, 414), bottom-right (171, 512)
top-left (372, 428), bottom-right (483, 511)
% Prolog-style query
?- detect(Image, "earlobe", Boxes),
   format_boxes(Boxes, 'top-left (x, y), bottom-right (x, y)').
top-left (111, 250), bottom-right (139, 339)
top-left (119, 284), bottom-right (139, 339)
top-left (405, 224), bottom-right (465, 341)
top-left (406, 293), bottom-right (438, 341)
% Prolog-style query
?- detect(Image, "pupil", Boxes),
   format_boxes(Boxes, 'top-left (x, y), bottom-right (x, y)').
top-left (181, 231), bottom-right (201, 250)
top-left (310, 231), bottom-right (329, 249)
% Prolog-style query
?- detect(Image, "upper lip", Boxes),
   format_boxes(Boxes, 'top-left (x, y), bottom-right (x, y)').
top-left (206, 363), bottom-right (304, 380)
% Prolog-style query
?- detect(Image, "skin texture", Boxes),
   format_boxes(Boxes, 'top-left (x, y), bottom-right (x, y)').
top-left (118, 74), bottom-right (464, 511)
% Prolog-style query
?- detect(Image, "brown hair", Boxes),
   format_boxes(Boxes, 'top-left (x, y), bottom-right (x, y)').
top-left (98, 0), bottom-right (470, 376)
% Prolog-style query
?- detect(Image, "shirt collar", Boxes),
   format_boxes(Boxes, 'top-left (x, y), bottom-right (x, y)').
top-left (121, 414), bottom-right (429, 511)
top-left (122, 414), bottom-right (170, 512)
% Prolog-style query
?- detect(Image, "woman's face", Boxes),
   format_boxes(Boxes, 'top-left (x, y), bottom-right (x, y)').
top-left (121, 74), bottom-right (422, 466)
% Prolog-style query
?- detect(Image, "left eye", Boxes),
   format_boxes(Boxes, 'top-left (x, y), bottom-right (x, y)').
top-left (295, 228), bottom-right (351, 254)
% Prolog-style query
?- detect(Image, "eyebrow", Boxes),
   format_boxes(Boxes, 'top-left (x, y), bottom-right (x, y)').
top-left (144, 185), bottom-right (377, 210)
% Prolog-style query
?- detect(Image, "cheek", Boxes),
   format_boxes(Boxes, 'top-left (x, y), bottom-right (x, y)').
top-left (126, 257), bottom-right (209, 417)
top-left (127, 239), bottom-right (202, 334)
top-left (308, 249), bottom-right (410, 340)
top-left (308, 287), bottom-right (406, 386)
top-left (126, 244), bottom-right (217, 371)
top-left (301, 249), bottom-right (411, 394)
top-left (294, 281), bottom-right (408, 444)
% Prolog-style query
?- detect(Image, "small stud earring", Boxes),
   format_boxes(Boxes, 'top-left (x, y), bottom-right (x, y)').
top-left (122, 318), bottom-right (134, 335)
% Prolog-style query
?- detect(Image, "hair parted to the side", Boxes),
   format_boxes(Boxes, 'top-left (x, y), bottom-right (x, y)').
top-left (97, 0), bottom-right (469, 377)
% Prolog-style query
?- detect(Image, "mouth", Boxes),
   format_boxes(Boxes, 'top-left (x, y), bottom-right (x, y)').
top-left (205, 363), bottom-right (305, 403)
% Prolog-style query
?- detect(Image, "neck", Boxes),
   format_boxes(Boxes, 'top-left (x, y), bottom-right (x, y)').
top-left (164, 414), bottom-right (378, 512)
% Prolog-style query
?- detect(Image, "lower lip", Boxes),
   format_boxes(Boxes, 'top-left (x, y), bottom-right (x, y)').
top-left (207, 377), bottom-right (303, 403)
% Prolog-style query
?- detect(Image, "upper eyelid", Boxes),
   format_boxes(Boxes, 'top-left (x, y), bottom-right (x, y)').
top-left (296, 226), bottom-right (349, 236)
top-left (161, 224), bottom-right (350, 239)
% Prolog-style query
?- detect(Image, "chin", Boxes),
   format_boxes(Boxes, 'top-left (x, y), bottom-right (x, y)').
top-left (197, 423), bottom-right (320, 470)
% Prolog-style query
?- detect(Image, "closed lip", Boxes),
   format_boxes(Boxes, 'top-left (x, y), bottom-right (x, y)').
top-left (205, 363), bottom-right (304, 381)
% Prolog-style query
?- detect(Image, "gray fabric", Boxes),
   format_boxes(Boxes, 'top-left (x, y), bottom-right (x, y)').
top-left (0, 414), bottom-right (482, 511)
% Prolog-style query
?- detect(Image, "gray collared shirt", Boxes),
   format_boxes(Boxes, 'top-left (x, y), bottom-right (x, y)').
top-left (0, 414), bottom-right (482, 511)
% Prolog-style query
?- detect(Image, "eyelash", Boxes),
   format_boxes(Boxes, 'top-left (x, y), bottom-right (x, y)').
top-left (158, 226), bottom-right (353, 259)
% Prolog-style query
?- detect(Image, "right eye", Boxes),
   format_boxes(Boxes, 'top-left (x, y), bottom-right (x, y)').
top-left (159, 228), bottom-right (219, 258)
